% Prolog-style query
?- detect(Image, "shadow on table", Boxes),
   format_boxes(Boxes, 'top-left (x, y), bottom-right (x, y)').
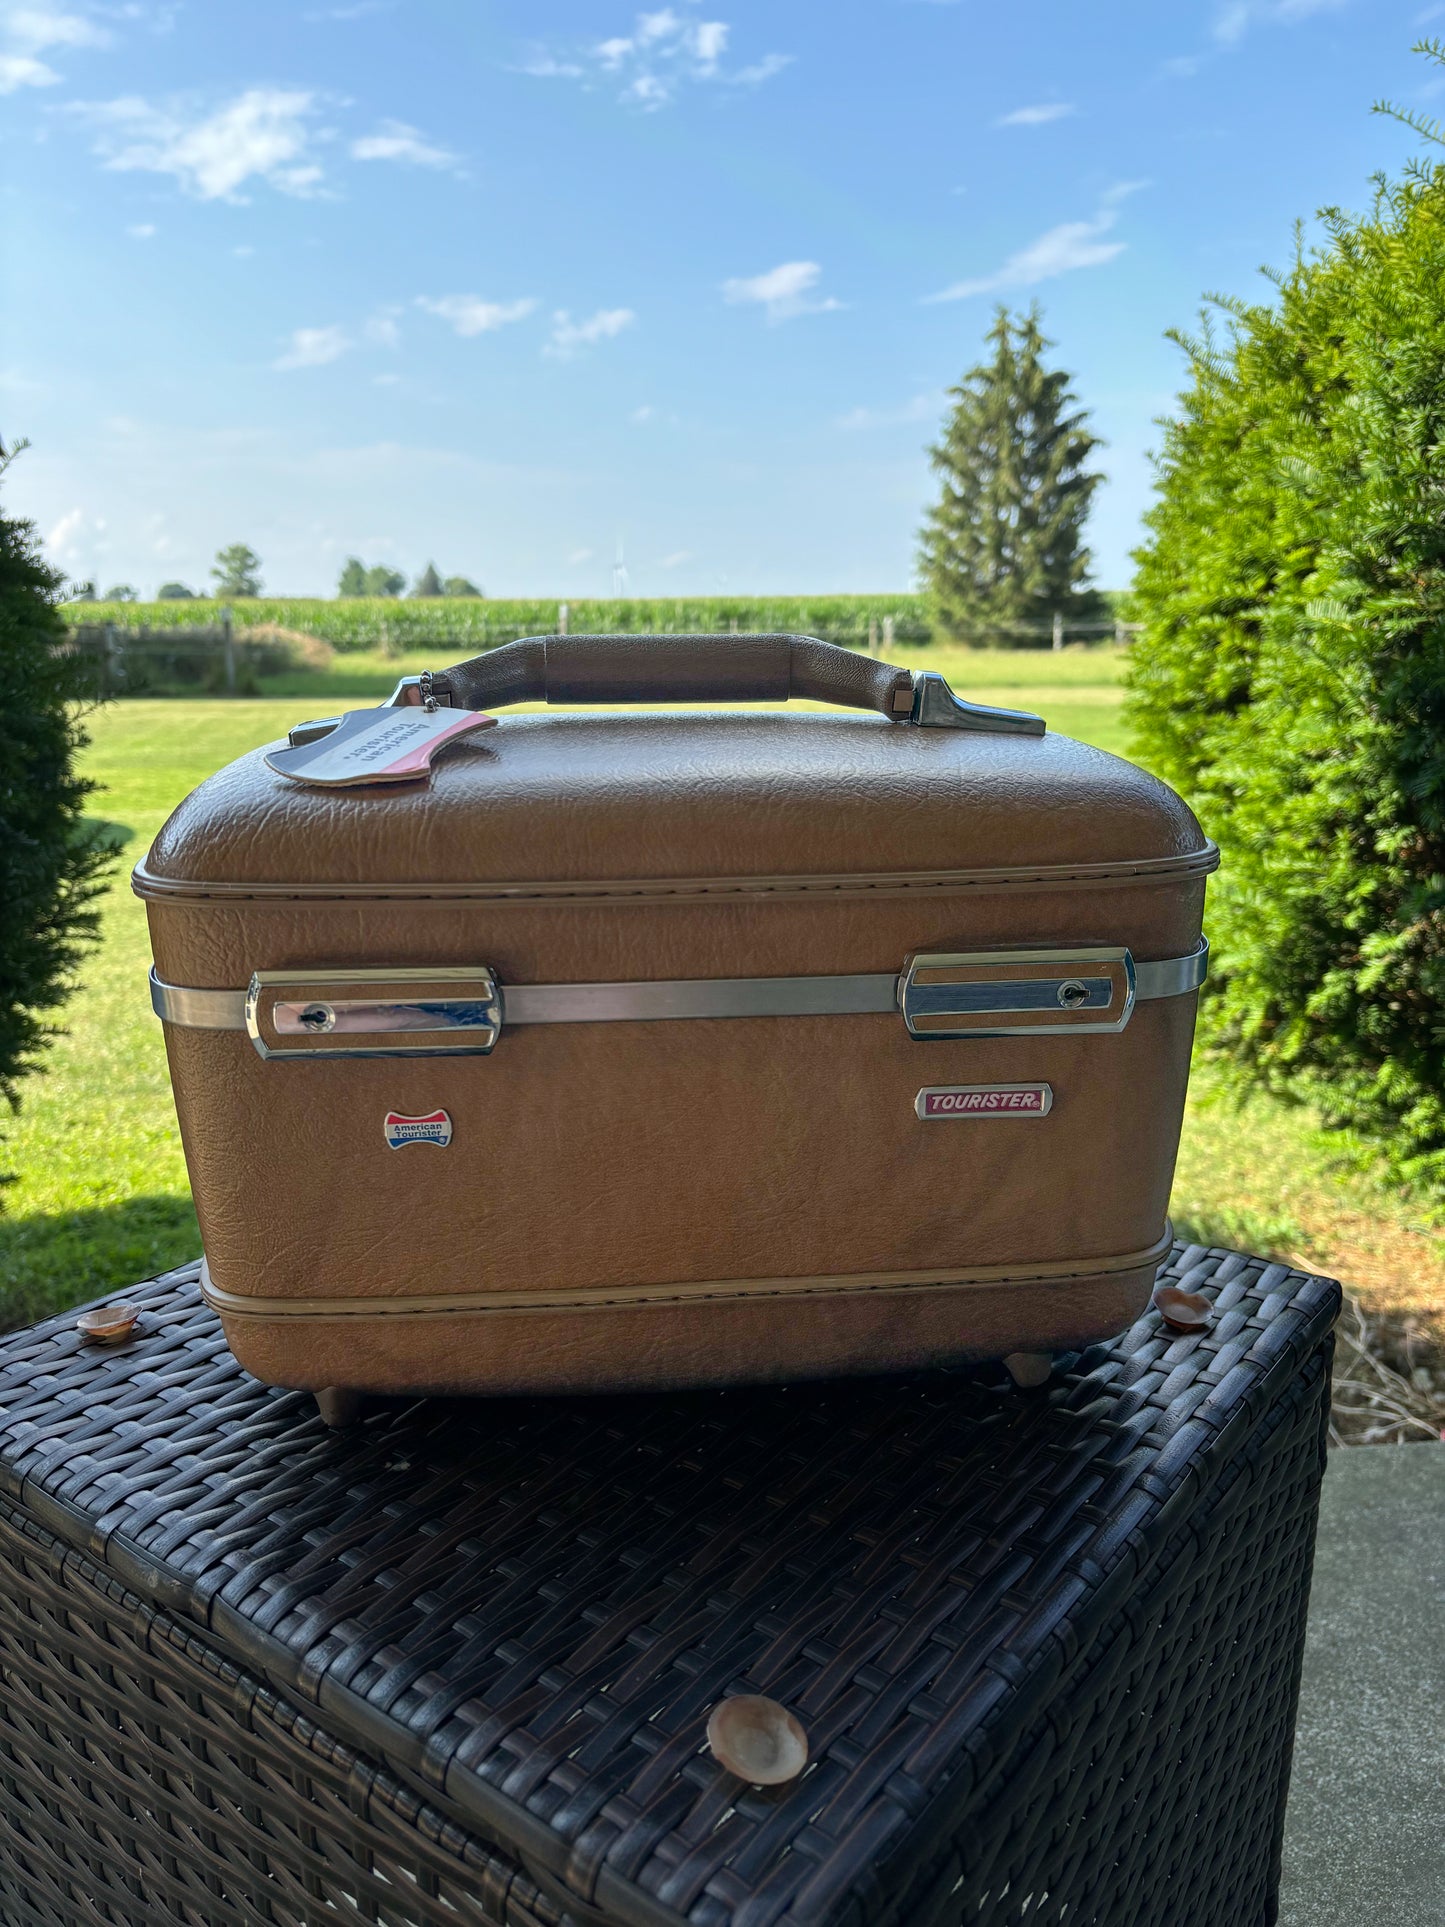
top-left (0, 1194), bottom-right (200, 1334)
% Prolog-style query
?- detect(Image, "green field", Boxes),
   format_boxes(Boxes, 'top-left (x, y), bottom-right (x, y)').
top-left (1, 644), bottom-right (1438, 1336)
top-left (61, 593), bottom-right (940, 653)
top-left (59, 593), bottom-right (1126, 654)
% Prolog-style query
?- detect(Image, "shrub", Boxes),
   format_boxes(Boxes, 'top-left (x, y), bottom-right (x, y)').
top-left (0, 452), bottom-right (114, 1176)
top-left (1127, 90), bottom-right (1445, 1201)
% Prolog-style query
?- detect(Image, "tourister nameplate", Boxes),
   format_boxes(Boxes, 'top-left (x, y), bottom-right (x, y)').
top-left (915, 1083), bottom-right (1053, 1120)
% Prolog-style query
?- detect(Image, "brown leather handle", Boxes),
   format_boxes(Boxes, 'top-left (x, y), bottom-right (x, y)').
top-left (436, 634), bottom-right (916, 720)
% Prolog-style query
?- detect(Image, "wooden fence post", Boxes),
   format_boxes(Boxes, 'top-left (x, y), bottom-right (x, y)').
top-left (883, 614), bottom-right (894, 652)
top-left (221, 605), bottom-right (236, 692)
top-left (1051, 611), bottom-right (1064, 652)
top-left (558, 601), bottom-right (569, 636)
top-left (869, 616), bottom-right (878, 652)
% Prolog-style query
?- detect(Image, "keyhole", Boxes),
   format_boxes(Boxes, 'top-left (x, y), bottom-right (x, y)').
top-left (299, 1003), bottom-right (334, 1032)
top-left (1056, 980), bottom-right (1089, 1010)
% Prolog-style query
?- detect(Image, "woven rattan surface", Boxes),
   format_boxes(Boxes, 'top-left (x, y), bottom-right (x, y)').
top-left (0, 1245), bottom-right (1339, 1927)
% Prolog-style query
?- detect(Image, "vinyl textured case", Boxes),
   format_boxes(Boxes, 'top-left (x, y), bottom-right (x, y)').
top-left (137, 634), bottom-right (1215, 1408)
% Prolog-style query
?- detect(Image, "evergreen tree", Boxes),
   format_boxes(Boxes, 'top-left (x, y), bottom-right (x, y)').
top-left (1127, 43), bottom-right (1445, 1201)
top-left (411, 561), bottom-right (443, 597)
top-left (211, 543), bottom-right (262, 597)
top-left (336, 556), bottom-right (367, 597)
top-left (443, 575), bottom-right (482, 597)
top-left (0, 448), bottom-right (114, 1174)
top-left (918, 306), bottom-right (1104, 641)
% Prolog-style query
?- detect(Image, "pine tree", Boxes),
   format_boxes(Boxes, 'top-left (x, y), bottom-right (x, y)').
top-left (336, 557), bottom-right (367, 597)
top-left (918, 306), bottom-right (1104, 642)
top-left (411, 562), bottom-right (443, 598)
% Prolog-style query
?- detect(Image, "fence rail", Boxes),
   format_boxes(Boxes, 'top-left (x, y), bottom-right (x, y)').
top-left (61, 609), bottom-right (1139, 699)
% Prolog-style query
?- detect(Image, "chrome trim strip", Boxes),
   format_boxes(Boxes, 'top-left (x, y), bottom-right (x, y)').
top-left (199, 1226), bottom-right (1174, 1320)
top-left (501, 974), bottom-right (898, 1026)
top-left (1135, 939), bottom-right (1209, 1000)
top-left (150, 972), bottom-right (247, 1029)
top-left (149, 940), bottom-right (1207, 1041)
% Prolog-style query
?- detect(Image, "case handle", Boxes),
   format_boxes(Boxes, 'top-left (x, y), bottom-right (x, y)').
top-left (410, 633), bottom-right (1045, 735)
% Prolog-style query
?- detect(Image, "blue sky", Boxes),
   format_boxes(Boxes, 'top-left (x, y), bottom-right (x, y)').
top-left (1, 1), bottom-right (1439, 599)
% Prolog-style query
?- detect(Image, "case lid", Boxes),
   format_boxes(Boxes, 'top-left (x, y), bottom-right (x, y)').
top-left (136, 711), bottom-right (1214, 902)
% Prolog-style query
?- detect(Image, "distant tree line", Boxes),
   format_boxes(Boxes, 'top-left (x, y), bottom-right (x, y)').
top-left (336, 557), bottom-right (482, 599)
top-left (65, 545), bottom-right (486, 604)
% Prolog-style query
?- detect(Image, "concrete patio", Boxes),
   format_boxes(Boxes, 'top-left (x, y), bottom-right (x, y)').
top-left (1280, 1443), bottom-right (1445, 1924)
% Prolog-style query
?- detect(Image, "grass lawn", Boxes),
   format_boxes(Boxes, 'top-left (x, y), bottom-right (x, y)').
top-left (1, 642), bottom-right (1440, 1340)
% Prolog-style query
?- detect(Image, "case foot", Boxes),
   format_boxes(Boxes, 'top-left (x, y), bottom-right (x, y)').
top-left (316, 1387), bottom-right (363, 1428)
top-left (1003, 1351), bottom-right (1054, 1390)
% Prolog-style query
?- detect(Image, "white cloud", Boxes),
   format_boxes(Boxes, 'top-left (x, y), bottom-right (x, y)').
top-left (9, 7), bottom-right (106, 50)
top-left (631, 404), bottom-right (655, 422)
top-left (722, 259), bottom-right (841, 322)
top-left (567, 546), bottom-right (594, 564)
top-left (46, 505), bottom-right (86, 561)
top-left (658, 549), bottom-right (692, 569)
top-left (72, 88), bottom-right (327, 201)
top-left (0, 8), bottom-right (108, 91)
top-left (364, 310), bottom-right (400, 347)
top-left (125, 220), bottom-right (155, 237)
top-left (729, 52), bottom-right (792, 85)
top-left (522, 13), bottom-right (787, 107)
top-left (836, 391), bottom-right (942, 431)
top-left (924, 183), bottom-right (1143, 303)
top-left (349, 118), bottom-right (458, 169)
top-left (416, 294), bottom-right (537, 336)
top-left (1214, 0), bottom-right (1345, 43)
top-left (0, 51), bottom-right (52, 87)
top-left (546, 306), bottom-right (636, 357)
top-left (274, 324), bottom-right (351, 371)
top-left (516, 50), bottom-right (585, 77)
top-left (995, 102), bottom-right (1074, 127)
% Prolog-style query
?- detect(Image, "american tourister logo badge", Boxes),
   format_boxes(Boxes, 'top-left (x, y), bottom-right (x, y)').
top-left (915, 1083), bottom-right (1053, 1120)
top-left (383, 1109), bottom-right (454, 1149)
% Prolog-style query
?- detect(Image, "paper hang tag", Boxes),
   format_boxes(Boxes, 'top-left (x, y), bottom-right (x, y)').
top-left (265, 706), bottom-right (496, 788)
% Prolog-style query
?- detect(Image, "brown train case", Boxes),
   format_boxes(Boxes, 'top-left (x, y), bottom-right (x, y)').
top-left (136, 634), bottom-right (1214, 1410)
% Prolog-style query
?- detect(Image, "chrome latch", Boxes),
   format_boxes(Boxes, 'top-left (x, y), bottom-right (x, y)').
top-left (899, 948), bottom-right (1137, 1039)
top-left (245, 967), bottom-right (501, 1059)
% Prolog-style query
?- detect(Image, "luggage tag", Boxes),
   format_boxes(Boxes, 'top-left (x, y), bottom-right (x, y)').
top-left (265, 704), bottom-right (496, 788)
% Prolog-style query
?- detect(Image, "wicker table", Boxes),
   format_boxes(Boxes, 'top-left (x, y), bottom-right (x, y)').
top-left (0, 1244), bottom-right (1338, 1927)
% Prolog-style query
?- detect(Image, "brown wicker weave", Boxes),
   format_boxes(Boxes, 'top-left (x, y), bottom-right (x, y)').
top-left (0, 1244), bottom-right (1338, 1927)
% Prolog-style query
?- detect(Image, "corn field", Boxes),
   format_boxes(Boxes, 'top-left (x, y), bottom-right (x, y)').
top-left (58, 596), bottom-right (935, 654)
